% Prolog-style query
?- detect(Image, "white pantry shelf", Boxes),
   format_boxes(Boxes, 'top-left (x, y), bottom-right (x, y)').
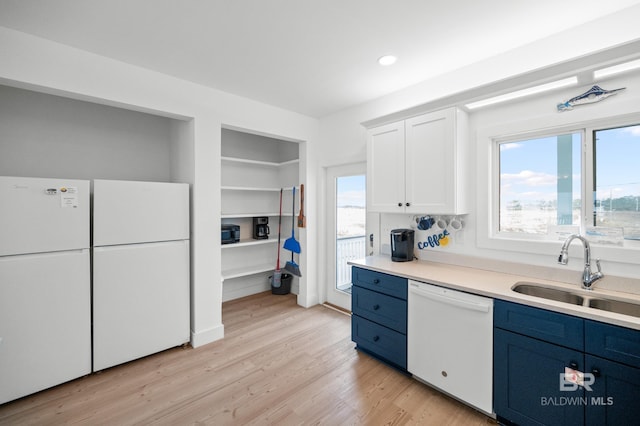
top-left (222, 263), bottom-right (275, 280)
top-left (221, 238), bottom-right (278, 249)
top-left (221, 186), bottom-right (298, 192)
top-left (222, 156), bottom-right (299, 168)
top-left (221, 186), bottom-right (281, 192)
top-left (221, 212), bottom-right (292, 218)
top-left (221, 129), bottom-right (299, 301)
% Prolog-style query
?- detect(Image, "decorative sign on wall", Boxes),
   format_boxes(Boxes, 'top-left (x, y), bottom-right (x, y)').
top-left (557, 85), bottom-right (625, 112)
top-left (413, 215), bottom-right (464, 250)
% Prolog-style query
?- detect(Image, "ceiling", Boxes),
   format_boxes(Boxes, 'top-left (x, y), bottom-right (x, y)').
top-left (1, 0), bottom-right (640, 117)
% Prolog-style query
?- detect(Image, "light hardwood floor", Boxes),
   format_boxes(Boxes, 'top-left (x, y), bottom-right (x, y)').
top-left (0, 292), bottom-right (494, 425)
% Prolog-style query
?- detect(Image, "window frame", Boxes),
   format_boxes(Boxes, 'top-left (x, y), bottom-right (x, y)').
top-left (478, 112), bottom-right (640, 265)
top-left (493, 127), bottom-right (585, 241)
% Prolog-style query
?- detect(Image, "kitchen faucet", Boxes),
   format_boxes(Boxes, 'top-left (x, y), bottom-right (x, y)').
top-left (557, 234), bottom-right (603, 290)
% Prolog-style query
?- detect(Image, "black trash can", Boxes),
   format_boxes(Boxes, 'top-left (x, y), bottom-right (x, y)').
top-left (270, 273), bottom-right (292, 295)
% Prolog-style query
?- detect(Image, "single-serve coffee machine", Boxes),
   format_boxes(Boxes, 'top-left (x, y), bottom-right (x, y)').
top-left (390, 228), bottom-right (415, 262)
top-left (253, 216), bottom-right (270, 240)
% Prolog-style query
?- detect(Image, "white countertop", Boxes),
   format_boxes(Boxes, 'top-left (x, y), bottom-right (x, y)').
top-left (350, 255), bottom-right (640, 331)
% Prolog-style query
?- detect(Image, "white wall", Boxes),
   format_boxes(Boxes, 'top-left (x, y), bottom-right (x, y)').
top-left (316, 8), bottom-right (640, 296)
top-left (0, 26), bottom-right (318, 348)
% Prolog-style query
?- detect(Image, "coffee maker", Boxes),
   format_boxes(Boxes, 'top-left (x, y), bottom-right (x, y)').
top-left (390, 228), bottom-right (415, 262)
top-left (253, 217), bottom-right (270, 240)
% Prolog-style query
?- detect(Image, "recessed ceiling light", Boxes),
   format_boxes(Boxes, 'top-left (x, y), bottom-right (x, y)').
top-left (464, 77), bottom-right (578, 110)
top-left (378, 55), bottom-right (397, 66)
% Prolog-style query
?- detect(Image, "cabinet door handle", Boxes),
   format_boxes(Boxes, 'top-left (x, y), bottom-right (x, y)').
top-left (569, 361), bottom-right (579, 370)
top-left (373, 335), bottom-right (380, 342)
top-left (373, 279), bottom-right (380, 284)
top-left (398, 202), bottom-right (403, 207)
top-left (406, 202), bottom-right (411, 207)
top-left (373, 304), bottom-right (380, 310)
top-left (591, 368), bottom-right (601, 377)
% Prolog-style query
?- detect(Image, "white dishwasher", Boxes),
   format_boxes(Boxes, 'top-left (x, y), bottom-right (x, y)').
top-left (407, 280), bottom-right (493, 414)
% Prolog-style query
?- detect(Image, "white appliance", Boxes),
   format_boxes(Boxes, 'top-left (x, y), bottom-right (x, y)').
top-left (92, 179), bottom-right (190, 371)
top-left (0, 176), bottom-right (91, 404)
top-left (407, 280), bottom-right (493, 414)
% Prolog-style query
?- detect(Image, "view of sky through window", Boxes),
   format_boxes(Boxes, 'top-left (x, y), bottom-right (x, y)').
top-left (499, 124), bottom-right (640, 237)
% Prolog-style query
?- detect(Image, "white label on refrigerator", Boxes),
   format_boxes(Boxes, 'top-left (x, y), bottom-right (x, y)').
top-left (60, 186), bottom-right (79, 208)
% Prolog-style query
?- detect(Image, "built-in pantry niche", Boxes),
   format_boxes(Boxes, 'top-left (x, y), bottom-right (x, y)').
top-left (220, 128), bottom-right (300, 301)
top-left (0, 84), bottom-right (192, 184)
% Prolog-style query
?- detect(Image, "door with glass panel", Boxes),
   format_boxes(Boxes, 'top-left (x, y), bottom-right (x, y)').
top-left (326, 163), bottom-right (367, 311)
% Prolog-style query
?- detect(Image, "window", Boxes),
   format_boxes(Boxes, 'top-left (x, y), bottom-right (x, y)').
top-left (499, 132), bottom-right (582, 235)
top-left (495, 122), bottom-right (640, 249)
top-left (593, 124), bottom-right (640, 241)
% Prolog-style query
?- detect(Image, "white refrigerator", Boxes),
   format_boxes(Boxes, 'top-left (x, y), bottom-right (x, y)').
top-left (92, 179), bottom-right (190, 371)
top-left (0, 176), bottom-right (91, 404)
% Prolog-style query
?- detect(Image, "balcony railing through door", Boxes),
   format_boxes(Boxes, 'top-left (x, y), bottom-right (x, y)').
top-left (336, 235), bottom-right (366, 292)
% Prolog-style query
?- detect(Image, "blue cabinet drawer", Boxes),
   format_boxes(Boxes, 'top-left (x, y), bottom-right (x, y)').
top-left (352, 266), bottom-right (407, 300)
top-left (585, 320), bottom-right (640, 368)
top-left (494, 300), bottom-right (584, 350)
top-left (352, 285), bottom-right (407, 334)
top-left (352, 314), bottom-right (407, 369)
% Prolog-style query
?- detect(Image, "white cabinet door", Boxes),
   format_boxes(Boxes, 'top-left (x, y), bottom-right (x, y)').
top-left (366, 121), bottom-right (405, 213)
top-left (405, 109), bottom-right (455, 214)
top-left (0, 250), bottom-right (91, 404)
top-left (367, 107), bottom-right (468, 215)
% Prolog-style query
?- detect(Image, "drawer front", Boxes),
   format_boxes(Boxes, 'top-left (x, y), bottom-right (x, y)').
top-left (352, 315), bottom-right (407, 369)
top-left (352, 285), bottom-right (407, 333)
top-left (352, 266), bottom-right (407, 300)
top-left (585, 320), bottom-right (640, 368)
top-left (494, 300), bottom-right (584, 350)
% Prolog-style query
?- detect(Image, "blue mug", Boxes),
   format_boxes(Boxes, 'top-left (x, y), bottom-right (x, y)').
top-left (417, 216), bottom-right (435, 230)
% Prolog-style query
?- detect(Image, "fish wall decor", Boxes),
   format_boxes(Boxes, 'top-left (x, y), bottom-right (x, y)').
top-left (557, 85), bottom-right (625, 112)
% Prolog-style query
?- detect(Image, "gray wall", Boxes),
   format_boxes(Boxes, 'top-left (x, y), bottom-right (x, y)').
top-left (0, 85), bottom-right (174, 181)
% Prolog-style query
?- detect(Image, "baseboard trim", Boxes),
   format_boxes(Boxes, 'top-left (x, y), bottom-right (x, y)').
top-left (190, 323), bottom-right (224, 348)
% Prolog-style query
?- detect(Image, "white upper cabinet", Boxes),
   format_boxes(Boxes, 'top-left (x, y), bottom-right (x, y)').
top-left (367, 107), bottom-right (469, 214)
top-left (366, 120), bottom-right (405, 213)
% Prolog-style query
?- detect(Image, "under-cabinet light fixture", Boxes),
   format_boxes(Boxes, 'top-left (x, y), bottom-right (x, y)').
top-left (594, 58), bottom-right (640, 79)
top-left (464, 76), bottom-right (578, 110)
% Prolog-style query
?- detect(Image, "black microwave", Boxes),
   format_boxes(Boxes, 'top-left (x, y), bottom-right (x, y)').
top-left (221, 224), bottom-right (240, 244)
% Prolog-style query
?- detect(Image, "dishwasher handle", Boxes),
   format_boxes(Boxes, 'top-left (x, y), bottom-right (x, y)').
top-left (409, 284), bottom-right (491, 313)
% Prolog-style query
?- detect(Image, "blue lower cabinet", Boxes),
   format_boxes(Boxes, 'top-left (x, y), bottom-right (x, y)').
top-left (352, 285), bottom-right (407, 334)
top-left (351, 267), bottom-right (407, 371)
top-left (585, 354), bottom-right (640, 426)
top-left (494, 328), bottom-right (584, 426)
top-left (352, 315), bottom-right (407, 369)
top-left (495, 300), bottom-right (640, 426)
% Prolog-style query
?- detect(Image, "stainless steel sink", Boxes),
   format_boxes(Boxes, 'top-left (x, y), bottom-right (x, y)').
top-left (512, 283), bottom-right (584, 305)
top-left (512, 282), bottom-right (640, 318)
top-left (588, 298), bottom-right (640, 318)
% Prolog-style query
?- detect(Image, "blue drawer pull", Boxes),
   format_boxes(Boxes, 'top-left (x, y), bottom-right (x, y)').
top-left (373, 279), bottom-right (380, 284)
top-left (373, 304), bottom-right (380, 310)
top-left (373, 335), bottom-right (380, 342)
